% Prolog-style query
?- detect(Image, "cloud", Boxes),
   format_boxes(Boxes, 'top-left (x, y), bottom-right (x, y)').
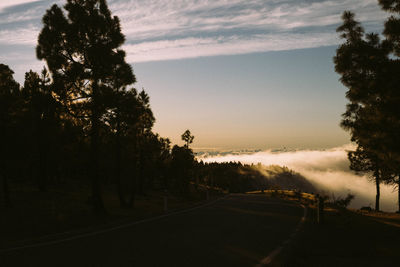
top-left (0, 0), bottom-right (42, 12)
top-left (0, 25), bottom-right (39, 45)
top-left (123, 32), bottom-right (339, 63)
top-left (0, 0), bottom-right (387, 61)
top-left (199, 144), bottom-right (398, 212)
top-left (112, 0), bottom-right (385, 40)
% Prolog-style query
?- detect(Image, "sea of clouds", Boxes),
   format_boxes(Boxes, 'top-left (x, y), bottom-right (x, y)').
top-left (198, 144), bottom-right (398, 211)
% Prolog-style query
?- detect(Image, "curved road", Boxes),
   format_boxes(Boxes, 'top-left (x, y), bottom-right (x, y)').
top-left (0, 194), bottom-right (304, 267)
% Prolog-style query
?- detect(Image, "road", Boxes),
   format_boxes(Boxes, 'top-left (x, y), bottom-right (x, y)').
top-left (0, 194), bottom-right (304, 267)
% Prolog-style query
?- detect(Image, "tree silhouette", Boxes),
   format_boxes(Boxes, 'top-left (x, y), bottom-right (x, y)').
top-left (377, 0), bottom-right (400, 212)
top-left (0, 64), bottom-right (20, 207)
top-left (102, 86), bottom-right (156, 207)
top-left (21, 69), bottom-right (59, 191)
top-left (348, 146), bottom-right (390, 211)
top-left (156, 136), bottom-right (172, 191)
top-left (170, 145), bottom-right (194, 194)
top-left (335, 5), bottom-right (400, 211)
top-left (108, 89), bottom-right (136, 207)
top-left (36, 0), bottom-right (135, 213)
top-left (181, 129), bottom-right (194, 148)
top-left (335, 11), bottom-right (386, 211)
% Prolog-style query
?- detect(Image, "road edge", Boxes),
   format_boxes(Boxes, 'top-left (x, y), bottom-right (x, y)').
top-left (256, 203), bottom-right (308, 267)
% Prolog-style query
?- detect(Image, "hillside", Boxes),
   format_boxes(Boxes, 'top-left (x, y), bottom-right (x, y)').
top-left (240, 164), bottom-right (317, 193)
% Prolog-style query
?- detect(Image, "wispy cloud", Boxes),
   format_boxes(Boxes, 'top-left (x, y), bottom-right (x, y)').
top-left (113, 0), bottom-right (386, 63)
top-left (124, 32), bottom-right (339, 62)
top-left (0, 0), bottom-right (387, 59)
top-left (199, 144), bottom-right (398, 212)
top-left (0, 25), bottom-right (39, 45)
top-left (0, 0), bottom-right (43, 12)
top-left (0, 0), bottom-right (388, 80)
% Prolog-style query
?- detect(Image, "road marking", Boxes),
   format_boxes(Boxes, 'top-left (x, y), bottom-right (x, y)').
top-left (0, 196), bottom-right (228, 253)
top-left (256, 203), bottom-right (307, 267)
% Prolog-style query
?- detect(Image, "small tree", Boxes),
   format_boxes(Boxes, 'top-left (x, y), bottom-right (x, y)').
top-left (181, 129), bottom-right (194, 148)
top-left (170, 145), bottom-right (194, 194)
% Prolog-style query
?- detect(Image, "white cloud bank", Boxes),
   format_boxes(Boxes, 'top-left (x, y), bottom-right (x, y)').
top-left (199, 144), bottom-right (398, 212)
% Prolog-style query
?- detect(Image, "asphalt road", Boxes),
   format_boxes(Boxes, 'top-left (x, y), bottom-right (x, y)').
top-left (0, 194), bottom-right (304, 267)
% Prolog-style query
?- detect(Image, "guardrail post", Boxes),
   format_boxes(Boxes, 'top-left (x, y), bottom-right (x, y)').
top-left (164, 190), bottom-right (168, 213)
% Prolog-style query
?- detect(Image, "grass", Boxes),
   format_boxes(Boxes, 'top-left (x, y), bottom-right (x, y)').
top-left (0, 180), bottom-right (220, 248)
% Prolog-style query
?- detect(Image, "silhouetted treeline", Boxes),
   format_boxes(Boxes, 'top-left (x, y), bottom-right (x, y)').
top-left (0, 60), bottom-right (202, 207)
top-left (0, 0), bottom-right (201, 213)
top-left (335, 0), bottom-right (400, 212)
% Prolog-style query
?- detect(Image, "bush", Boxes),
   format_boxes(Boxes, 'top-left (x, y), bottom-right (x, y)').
top-left (331, 193), bottom-right (355, 208)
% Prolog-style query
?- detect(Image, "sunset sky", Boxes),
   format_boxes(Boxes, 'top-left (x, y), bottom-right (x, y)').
top-left (0, 0), bottom-right (387, 149)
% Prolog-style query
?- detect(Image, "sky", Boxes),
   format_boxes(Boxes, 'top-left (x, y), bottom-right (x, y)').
top-left (0, 0), bottom-right (388, 149)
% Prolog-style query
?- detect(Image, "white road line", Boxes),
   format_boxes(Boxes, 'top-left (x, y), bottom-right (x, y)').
top-left (256, 203), bottom-right (307, 267)
top-left (0, 196), bottom-right (228, 253)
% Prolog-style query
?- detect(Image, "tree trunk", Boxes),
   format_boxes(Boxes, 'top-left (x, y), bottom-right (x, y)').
top-left (2, 174), bottom-right (11, 208)
top-left (128, 168), bottom-right (136, 208)
top-left (115, 115), bottom-right (127, 208)
top-left (137, 148), bottom-right (145, 195)
top-left (375, 171), bottom-right (380, 211)
top-left (90, 83), bottom-right (105, 214)
top-left (37, 138), bottom-right (47, 192)
top-left (128, 136), bottom-right (138, 209)
top-left (37, 116), bottom-right (51, 192)
top-left (31, 101), bottom-right (47, 191)
top-left (397, 175), bottom-right (400, 213)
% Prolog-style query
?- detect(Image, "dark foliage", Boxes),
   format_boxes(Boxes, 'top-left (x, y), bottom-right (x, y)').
top-left (194, 162), bottom-right (316, 193)
top-left (335, 2), bottom-right (400, 211)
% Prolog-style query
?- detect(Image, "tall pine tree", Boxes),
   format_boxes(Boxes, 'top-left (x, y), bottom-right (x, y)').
top-left (335, 2), bottom-right (400, 211)
top-left (36, 0), bottom-right (135, 213)
top-left (378, 0), bottom-right (400, 212)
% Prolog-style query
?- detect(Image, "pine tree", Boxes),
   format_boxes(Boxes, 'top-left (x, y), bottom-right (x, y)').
top-left (378, 0), bottom-right (400, 212)
top-left (22, 69), bottom-right (58, 191)
top-left (0, 64), bottom-right (20, 207)
top-left (181, 129), bottom-right (194, 149)
top-left (335, 5), bottom-right (400, 211)
top-left (36, 0), bottom-right (135, 213)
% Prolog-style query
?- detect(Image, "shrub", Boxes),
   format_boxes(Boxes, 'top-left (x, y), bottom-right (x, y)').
top-left (331, 193), bottom-right (355, 208)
